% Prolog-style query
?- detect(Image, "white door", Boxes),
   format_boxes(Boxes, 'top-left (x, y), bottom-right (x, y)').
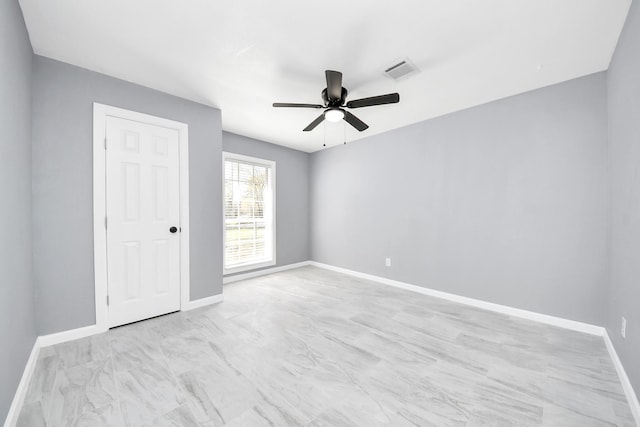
top-left (105, 116), bottom-right (181, 327)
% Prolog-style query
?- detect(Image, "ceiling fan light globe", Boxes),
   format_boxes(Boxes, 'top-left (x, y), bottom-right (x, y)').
top-left (324, 108), bottom-right (345, 123)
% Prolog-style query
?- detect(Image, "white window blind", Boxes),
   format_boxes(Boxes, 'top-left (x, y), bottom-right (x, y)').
top-left (223, 153), bottom-right (275, 273)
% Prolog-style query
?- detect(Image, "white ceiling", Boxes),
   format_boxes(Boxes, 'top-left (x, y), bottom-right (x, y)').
top-left (20, 0), bottom-right (631, 152)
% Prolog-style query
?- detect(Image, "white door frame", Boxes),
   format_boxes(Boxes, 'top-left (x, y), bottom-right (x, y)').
top-left (93, 103), bottom-right (190, 332)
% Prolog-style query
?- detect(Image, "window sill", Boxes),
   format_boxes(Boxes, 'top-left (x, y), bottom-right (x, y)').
top-left (223, 259), bottom-right (276, 276)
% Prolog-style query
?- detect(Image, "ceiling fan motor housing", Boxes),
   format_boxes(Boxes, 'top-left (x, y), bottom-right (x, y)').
top-left (322, 87), bottom-right (348, 107)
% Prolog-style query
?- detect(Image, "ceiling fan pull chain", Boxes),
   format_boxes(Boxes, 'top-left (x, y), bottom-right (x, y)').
top-left (343, 121), bottom-right (347, 145)
top-left (323, 120), bottom-right (326, 148)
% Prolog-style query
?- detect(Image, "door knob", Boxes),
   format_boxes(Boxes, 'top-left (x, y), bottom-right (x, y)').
top-left (170, 226), bottom-right (178, 233)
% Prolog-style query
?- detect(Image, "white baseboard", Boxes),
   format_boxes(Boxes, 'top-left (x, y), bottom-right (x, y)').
top-left (38, 324), bottom-right (104, 348)
top-left (603, 331), bottom-right (640, 425)
top-left (223, 261), bottom-right (311, 284)
top-left (37, 294), bottom-right (227, 345)
top-left (3, 339), bottom-right (40, 427)
top-left (309, 261), bottom-right (605, 336)
top-left (183, 293), bottom-right (224, 310)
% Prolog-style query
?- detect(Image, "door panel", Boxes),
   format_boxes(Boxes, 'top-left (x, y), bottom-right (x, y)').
top-left (152, 239), bottom-right (170, 294)
top-left (123, 242), bottom-right (141, 299)
top-left (152, 166), bottom-right (169, 221)
top-left (123, 163), bottom-right (141, 221)
top-left (106, 116), bottom-right (181, 327)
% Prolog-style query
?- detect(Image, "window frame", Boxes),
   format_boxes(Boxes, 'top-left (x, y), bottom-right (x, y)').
top-left (222, 152), bottom-right (276, 275)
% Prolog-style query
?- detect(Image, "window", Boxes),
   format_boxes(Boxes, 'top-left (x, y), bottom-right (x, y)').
top-left (223, 152), bottom-right (275, 274)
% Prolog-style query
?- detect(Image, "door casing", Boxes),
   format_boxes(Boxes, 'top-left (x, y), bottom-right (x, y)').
top-left (93, 103), bottom-right (190, 332)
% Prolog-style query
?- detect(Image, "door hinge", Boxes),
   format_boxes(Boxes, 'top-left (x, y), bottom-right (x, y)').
top-left (104, 137), bottom-right (107, 150)
top-left (106, 295), bottom-right (110, 306)
top-left (105, 217), bottom-right (107, 229)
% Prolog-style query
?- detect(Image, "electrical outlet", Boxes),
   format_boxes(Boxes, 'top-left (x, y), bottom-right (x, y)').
top-left (621, 317), bottom-right (627, 339)
top-left (385, 258), bottom-right (391, 267)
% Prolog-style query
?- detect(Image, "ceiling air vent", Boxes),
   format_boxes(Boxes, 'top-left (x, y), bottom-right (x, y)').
top-left (383, 57), bottom-right (419, 81)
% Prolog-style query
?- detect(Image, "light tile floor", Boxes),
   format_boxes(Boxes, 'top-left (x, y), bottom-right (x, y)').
top-left (17, 266), bottom-right (636, 426)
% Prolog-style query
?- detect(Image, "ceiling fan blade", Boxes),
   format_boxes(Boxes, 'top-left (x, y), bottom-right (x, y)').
top-left (303, 114), bottom-right (325, 132)
top-left (344, 111), bottom-right (369, 132)
top-left (273, 103), bottom-right (324, 109)
top-left (346, 93), bottom-right (400, 109)
top-left (325, 70), bottom-right (343, 100)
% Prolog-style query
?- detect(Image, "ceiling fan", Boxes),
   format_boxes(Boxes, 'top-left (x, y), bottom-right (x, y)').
top-left (273, 70), bottom-right (400, 132)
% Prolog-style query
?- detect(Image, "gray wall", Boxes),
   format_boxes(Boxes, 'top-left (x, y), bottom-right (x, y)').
top-left (311, 73), bottom-right (609, 325)
top-left (32, 56), bottom-right (223, 335)
top-left (222, 132), bottom-right (310, 274)
top-left (607, 0), bottom-right (640, 394)
top-left (0, 0), bottom-right (37, 420)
